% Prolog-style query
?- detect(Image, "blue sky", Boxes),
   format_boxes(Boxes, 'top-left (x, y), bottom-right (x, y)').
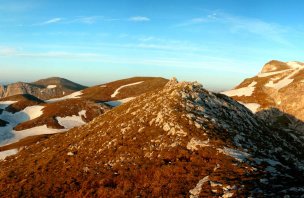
top-left (1, 0), bottom-right (304, 90)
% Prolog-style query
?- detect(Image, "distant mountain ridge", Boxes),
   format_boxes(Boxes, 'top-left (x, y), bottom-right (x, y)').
top-left (80, 77), bottom-right (168, 102)
top-left (0, 77), bottom-right (87, 100)
top-left (0, 76), bottom-right (169, 154)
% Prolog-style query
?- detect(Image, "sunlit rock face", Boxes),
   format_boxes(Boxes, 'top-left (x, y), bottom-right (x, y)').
top-left (222, 60), bottom-right (304, 133)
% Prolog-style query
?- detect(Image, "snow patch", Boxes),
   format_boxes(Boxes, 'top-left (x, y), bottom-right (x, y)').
top-left (258, 69), bottom-right (290, 77)
top-left (222, 81), bottom-right (257, 97)
top-left (105, 97), bottom-right (136, 107)
top-left (46, 91), bottom-right (83, 103)
top-left (240, 102), bottom-right (260, 113)
top-left (0, 149), bottom-right (18, 160)
top-left (111, 81), bottom-right (144, 98)
top-left (265, 79), bottom-right (293, 90)
top-left (56, 111), bottom-right (86, 129)
top-left (47, 85), bottom-right (57, 89)
top-left (22, 105), bottom-right (45, 120)
top-left (286, 61), bottom-right (304, 69)
top-left (79, 110), bottom-right (87, 118)
top-left (265, 69), bottom-right (298, 90)
top-left (0, 101), bottom-right (17, 109)
top-left (1, 125), bottom-right (65, 146)
top-left (0, 105), bottom-right (44, 145)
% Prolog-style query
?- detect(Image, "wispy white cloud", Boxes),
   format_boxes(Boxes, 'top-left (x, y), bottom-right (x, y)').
top-left (0, 46), bottom-right (17, 56)
top-left (137, 36), bottom-right (155, 42)
top-left (176, 13), bottom-right (217, 27)
top-left (68, 16), bottom-right (105, 24)
top-left (32, 15), bottom-right (151, 26)
top-left (18, 51), bottom-right (107, 59)
top-left (0, 46), bottom-right (106, 59)
top-left (222, 14), bottom-right (290, 45)
top-left (128, 16), bottom-right (150, 22)
top-left (37, 18), bottom-right (62, 25)
top-left (45, 18), bottom-right (62, 24)
top-left (74, 17), bottom-right (97, 24)
top-left (177, 12), bottom-right (291, 45)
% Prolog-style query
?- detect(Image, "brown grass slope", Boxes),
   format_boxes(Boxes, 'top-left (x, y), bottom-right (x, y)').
top-left (81, 77), bottom-right (168, 101)
top-left (0, 94), bottom-right (45, 113)
top-left (0, 79), bottom-right (303, 197)
top-left (15, 98), bottom-right (110, 130)
top-left (32, 77), bottom-right (87, 91)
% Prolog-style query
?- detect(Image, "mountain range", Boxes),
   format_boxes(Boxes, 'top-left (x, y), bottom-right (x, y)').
top-left (0, 63), bottom-right (304, 197)
top-left (0, 77), bottom-right (167, 151)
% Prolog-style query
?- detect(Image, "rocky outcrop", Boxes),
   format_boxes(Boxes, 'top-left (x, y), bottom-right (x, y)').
top-left (0, 85), bottom-right (5, 98)
top-left (0, 77), bottom-right (87, 100)
top-left (0, 119), bottom-right (8, 127)
top-left (4, 82), bottom-right (37, 98)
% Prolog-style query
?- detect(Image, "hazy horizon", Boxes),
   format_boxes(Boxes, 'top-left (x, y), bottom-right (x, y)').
top-left (0, 75), bottom-right (230, 92)
top-left (1, 0), bottom-right (304, 91)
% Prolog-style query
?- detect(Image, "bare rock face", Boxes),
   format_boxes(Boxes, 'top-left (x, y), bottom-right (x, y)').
top-left (4, 82), bottom-right (36, 97)
top-left (0, 85), bottom-right (5, 98)
top-left (0, 77), bottom-right (87, 100)
top-left (0, 119), bottom-right (8, 127)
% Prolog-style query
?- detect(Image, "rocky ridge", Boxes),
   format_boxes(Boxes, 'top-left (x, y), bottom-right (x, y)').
top-left (0, 77), bottom-right (168, 157)
top-left (0, 78), bottom-right (303, 197)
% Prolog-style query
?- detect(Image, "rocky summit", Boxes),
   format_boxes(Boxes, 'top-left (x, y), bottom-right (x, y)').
top-left (0, 78), bottom-right (303, 197)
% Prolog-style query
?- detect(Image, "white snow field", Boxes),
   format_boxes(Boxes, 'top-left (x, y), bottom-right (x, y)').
top-left (105, 97), bottom-right (136, 107)
top-left (0, 101), bottom-right (89, 159)
top-left (241, 103), bottom-right (261, 113)
top-left (47, 85), bottom-right (57, 89)
top-left (56, 110), bottom-right (87, 129)
top-left (0, 101), bottom-right (45, 146)
top-left (265, 69), bottom-right (299, 90)
top-left (0, 149), bottom-right (18, 160)
top-left (222, 81), bottom-right (257, 97)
